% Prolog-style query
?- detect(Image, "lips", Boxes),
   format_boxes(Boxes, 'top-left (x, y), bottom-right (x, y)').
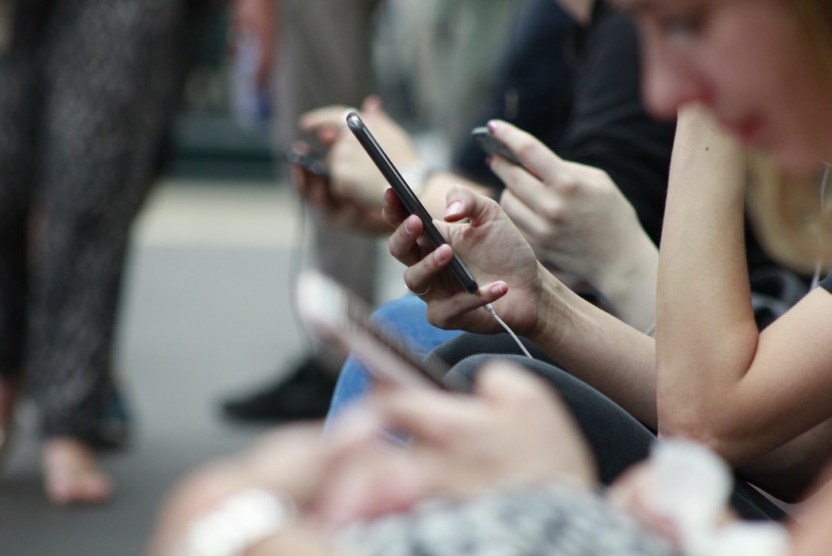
top-left (724, 116), bottom-right (767, 145)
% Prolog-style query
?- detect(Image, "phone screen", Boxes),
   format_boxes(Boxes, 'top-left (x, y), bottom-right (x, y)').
top-left (345, 112), bottom-right (479, 294)
top-left (297, 271), bottom-right (465, 391)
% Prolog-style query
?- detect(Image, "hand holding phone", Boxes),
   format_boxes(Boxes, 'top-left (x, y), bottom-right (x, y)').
top-left (471, 126), bottom-right (524, 167)
top-left (280, 147), bottom-right (331, 181)
top-left (345, 112), bottom-right (479, 294)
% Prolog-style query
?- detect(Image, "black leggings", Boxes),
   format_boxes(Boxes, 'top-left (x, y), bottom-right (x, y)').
top-left (428, 333), bottom-right (785, 522)
top-left (0, 0), bottom-right (186, 443)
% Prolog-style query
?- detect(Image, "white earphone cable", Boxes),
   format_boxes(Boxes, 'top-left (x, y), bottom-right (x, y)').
top-left (483, 303), bottom-right (534, 359)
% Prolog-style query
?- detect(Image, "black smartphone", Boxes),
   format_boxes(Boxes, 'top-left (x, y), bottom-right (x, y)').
top-left (345, 112), bottom-right (479, 294)
top-left (280, 147), bottom-right (331, 181)
top-left (471, 126), bottom-right (524, 167)
top-left (298, 270), bottom-right (469, 391)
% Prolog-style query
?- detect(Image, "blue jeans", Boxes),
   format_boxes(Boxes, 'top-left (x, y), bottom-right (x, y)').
top-left (325, 295), bottom-right (463, 424)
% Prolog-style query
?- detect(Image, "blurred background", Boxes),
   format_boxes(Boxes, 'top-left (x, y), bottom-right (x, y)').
top-left (0, 0), bottom-right (523, 553)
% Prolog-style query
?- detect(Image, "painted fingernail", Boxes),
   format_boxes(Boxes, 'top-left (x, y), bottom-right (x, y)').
top-left (445, 201), bottom-right (464, 217)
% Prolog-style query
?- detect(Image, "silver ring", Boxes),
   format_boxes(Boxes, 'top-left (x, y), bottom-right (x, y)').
top-left (405, 283), bottom-right (431, 297)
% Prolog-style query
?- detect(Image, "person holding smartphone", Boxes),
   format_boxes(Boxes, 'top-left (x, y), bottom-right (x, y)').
top-left (306, 0), bottom-right (677, 420)
top-left (151, 0), bottom-right (832, 552)
top-left (223, 0), bottom-right (530, 424)
top-left (382, 0), bottom-right (832, 509)
top-left (306, 0), bottom-right (807, 431)
top-left (221, 0), bottom-right (386, 423)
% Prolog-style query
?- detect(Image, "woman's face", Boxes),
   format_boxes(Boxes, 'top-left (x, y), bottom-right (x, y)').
top-left (615, 0), bottom-right (832, 176)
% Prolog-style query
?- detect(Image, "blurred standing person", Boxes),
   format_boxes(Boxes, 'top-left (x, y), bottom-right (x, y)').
top-left (222, 0), bottom-right (385, 422)
top-left (222, 0), bottom-right (527, 423)
top-left (0, 0), bottom-right (187, 504)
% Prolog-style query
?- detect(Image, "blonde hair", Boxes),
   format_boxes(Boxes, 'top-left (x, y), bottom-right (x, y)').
top-left (746, 156), bottom-right (832, 274)
top-left (744, 0), bottom-right (832, 275)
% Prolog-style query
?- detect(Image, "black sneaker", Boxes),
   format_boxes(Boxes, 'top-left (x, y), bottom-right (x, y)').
top-left (220, 356), bottom-right (337, 423)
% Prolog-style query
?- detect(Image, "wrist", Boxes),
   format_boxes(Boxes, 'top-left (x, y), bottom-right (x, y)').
top-left (527, 263), bottom-right (572, 349)
top-left (398, 160), bottom-right (438, 196)
top-left (591, 233), bottom-right (658, 334)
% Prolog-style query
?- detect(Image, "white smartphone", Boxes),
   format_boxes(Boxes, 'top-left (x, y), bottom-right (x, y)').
top-left (297, 271), bottom-right (464, 391)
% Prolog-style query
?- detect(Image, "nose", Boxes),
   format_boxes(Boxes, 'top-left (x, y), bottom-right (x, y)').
top-left (641, 39), bottom-right (711, 119)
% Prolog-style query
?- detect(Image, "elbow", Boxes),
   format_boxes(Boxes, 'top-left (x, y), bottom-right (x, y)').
top-left (657, 405), bottom-right (717, 446)
top-left (656, 399), bottom-right (745, 465)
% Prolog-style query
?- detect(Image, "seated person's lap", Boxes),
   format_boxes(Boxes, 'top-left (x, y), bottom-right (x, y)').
top-left (432, 333), bottom-right (786, 522)
top-left (326, 294), bottom-right (464, 422)
top-left (326, 302), bottom-right (786, 522)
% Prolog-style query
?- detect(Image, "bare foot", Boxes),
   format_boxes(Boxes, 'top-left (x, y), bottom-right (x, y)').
top-left (42, 438), bottom-right (114, 506)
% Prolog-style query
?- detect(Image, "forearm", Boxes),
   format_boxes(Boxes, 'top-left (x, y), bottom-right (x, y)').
top-left (530, 268), bottom-right (658, 428)
top-left (592, 229), bottom-right (659, 335)
top-left (652, 107), bottom-right (832, 470)
top-left (656, 106), bottom-right (760, 445)
top-left (249, 526), bottom-right (341, 556)
top-left (738, 418), bottom-right (832, 502)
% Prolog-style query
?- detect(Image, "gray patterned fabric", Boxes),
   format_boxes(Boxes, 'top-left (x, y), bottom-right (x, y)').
top-left (0, 0), bottom-right (186, 444)
top-left (338, 482), bottom-right (680, 556)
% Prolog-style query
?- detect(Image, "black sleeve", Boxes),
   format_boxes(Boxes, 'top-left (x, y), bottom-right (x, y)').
top-left (451, 0), bottom-right (579, 188)
top-left (558, 7), bottom-right (676, 245)
top-left (454, 2), bottom-right (675, 245)
top-left (821, 274), bottom-right (832, 293)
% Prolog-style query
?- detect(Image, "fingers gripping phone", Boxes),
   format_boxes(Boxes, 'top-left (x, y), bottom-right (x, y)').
top-left (471, 126), bottom-right (524, 167)
top-left (280, 147), bottom-right (331, 182)
top-left (345, 112), bottom-right (479, 294)
top-left (297, 271), bottom-right (468, 391)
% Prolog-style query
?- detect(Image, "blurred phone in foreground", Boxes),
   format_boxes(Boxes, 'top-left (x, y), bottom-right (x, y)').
top-left (279, 147), bottom-right (331, 181)
top-left (471, 126), bottom-right (524, 167)
top-left (297, 271), bottom-right (467, 391)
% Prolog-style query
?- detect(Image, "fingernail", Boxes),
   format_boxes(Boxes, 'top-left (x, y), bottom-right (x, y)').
top-left (491, 282), bottom-right (507, 295)
top-left (445, 201), bottom-right (463, 217)
top-left (487, 120), bottom-right (499, 133)
top-left (434, 245), bottom-right (450, 263)
top-left (404, 218), bottom-right (414, 234)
